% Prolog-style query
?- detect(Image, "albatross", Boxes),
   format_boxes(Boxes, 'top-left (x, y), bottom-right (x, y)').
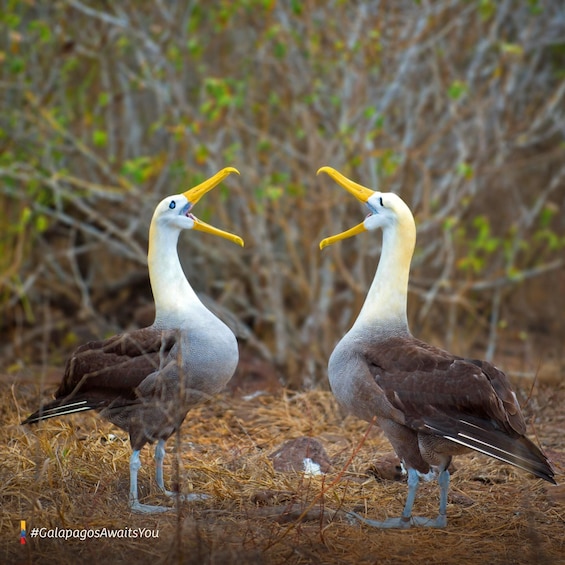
top-left (22, 167), bottom-right (243, 513)
top-left (318, 166), bottom-right (555, 528)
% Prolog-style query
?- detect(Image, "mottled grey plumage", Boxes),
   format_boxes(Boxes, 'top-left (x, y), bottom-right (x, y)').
top-left (319, 166), bottom-right (555, 528)
top-left (23, 168), bottom-right (243, 513)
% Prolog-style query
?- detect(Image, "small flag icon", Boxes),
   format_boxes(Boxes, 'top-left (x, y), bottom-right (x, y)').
top-left (20, 520), bottom-right (26, 545)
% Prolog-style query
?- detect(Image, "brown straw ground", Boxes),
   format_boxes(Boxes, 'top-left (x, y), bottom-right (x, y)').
top-left (1, 374), bottom-right (564, 565)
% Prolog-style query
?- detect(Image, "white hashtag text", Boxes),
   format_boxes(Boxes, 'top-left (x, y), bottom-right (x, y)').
top-left (31, 527), bottom-right (159, 541)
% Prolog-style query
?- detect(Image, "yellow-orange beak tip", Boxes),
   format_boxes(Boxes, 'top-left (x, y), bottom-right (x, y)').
top-left (317, 166), bottom-right (334, 177)
top-left (182, 167), bottom-right (240, 205)
top-left (316, 166), bottom-right (374, 203)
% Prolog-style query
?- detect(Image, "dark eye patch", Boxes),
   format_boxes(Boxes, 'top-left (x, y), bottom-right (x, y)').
top-left (169, 201), bottom-right (176, 209)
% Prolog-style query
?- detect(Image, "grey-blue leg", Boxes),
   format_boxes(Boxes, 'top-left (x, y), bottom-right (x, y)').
top-left (129, 450), bottom-right (170, 514)
top-left (346, 468), bottom-right (449, 529)
top-left (153, 439), bottom-right (209, 503)
top-left (437, 469), bottom-right (450, 525)
top-left (402, 467), bottom-right (420, 521)
top-left (155, 439), bottom-right (174, 495)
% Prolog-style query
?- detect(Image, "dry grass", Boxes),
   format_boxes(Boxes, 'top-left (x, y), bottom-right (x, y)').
top-left (1, 375), bottom-right (564, 565)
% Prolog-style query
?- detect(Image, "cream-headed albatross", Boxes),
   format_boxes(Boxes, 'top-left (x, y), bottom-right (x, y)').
top-left (23, 167), bottom-right (243, 513)
top-left (318, 166), bottom-right (555, 528)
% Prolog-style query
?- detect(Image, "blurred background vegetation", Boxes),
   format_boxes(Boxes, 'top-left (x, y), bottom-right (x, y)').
top-left (1, 0), bottom-right (564, 387)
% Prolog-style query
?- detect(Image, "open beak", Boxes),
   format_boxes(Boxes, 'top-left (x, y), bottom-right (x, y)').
top-left (182, 167), bottom-right (244, 247)
top-left (191, 218), bottom-right (244, 247)
top-left (317, 167), bottom-right (375, 250)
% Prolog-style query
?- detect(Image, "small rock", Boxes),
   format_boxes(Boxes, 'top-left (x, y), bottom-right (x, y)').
top-left (269, 437), bottom-right (331, 474)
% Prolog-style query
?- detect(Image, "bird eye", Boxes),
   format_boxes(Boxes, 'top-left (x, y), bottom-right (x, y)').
top-left (379, 197), bottom-right (384, 207)
top-left (169, 201), bottom-right (176, 210)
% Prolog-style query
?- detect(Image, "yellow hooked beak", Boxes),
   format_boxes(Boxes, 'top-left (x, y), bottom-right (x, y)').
top-left (317, 166), bottom-right (376, 250)
top-left (182, 167), bottom-right (244, 247)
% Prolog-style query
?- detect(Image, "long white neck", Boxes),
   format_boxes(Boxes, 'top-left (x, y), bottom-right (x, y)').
top-left (148, 220), bottom-right (204, 329)
top-left (352, 212), bottom-right (416, 335)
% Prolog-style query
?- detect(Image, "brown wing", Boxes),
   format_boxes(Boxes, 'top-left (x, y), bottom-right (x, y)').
top-left (364, 336), bottom-right (526, 436)
top-left (363, 336), bottom-right (555, 482)
top-left (56, 328), bottom-right (178, 400)
top-left (22, 328), bottom-right (178, 424)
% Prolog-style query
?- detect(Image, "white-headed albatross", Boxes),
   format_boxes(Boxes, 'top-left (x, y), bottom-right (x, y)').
top-left (22, 167), bottom-right (243, 513)
top-left (318, 166), bottom-right (555, 528)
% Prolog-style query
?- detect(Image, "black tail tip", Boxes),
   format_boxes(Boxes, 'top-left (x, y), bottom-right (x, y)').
top-left (544, 471), bottom-right (558, 485)
top-left (21, 414), bottom-right (40, 425)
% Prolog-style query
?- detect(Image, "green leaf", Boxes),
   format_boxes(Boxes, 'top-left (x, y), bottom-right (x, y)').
top-left (500, 42), bottom-right (524, 56)
top-left (35, 215), bottom-right (49, 233)
top-left (2, 13), bottom-right (21, 28)
top-left (442, 216), bottom-right (458, 231)
top-left (479, 0), bottom-right (496, 21)
top-left (527, 0), bottom-right (542, 15)
top-left (290, 0), bottom-right (303, 15)
top-left (456, 162), bottom-right (474, 180)
top-left (29, 19), bottom-right (52, 43)
top-left (538, 204), bottom-right (556, 228)
top-left (121, 156), bottom-right (152, 183)
top-left (265, 186), bottom-right (283, 200)
top-left (98, 92), bottom-right (110, 108)
top-left (92, 130), bottom-right (108, 147)
top-left (19, 207), bottom-right (32, 229)
top-left (8, 56), bottom-right (24, 74)
top-left (273, 42), bottom-right (286, 59)
top-left (447, 80), bottom-right (468, 101)
top-left (187, 37), bottom-right (202, 57)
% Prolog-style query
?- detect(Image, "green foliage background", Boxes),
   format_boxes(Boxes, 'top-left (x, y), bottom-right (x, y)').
top-left (1, 0), bottom-right (564, 384)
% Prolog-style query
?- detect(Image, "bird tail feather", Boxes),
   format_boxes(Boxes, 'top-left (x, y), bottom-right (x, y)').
top-left (425, 418), bottom-right (556, 484)
top-left (21, 398), bottom-right (99, 425)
